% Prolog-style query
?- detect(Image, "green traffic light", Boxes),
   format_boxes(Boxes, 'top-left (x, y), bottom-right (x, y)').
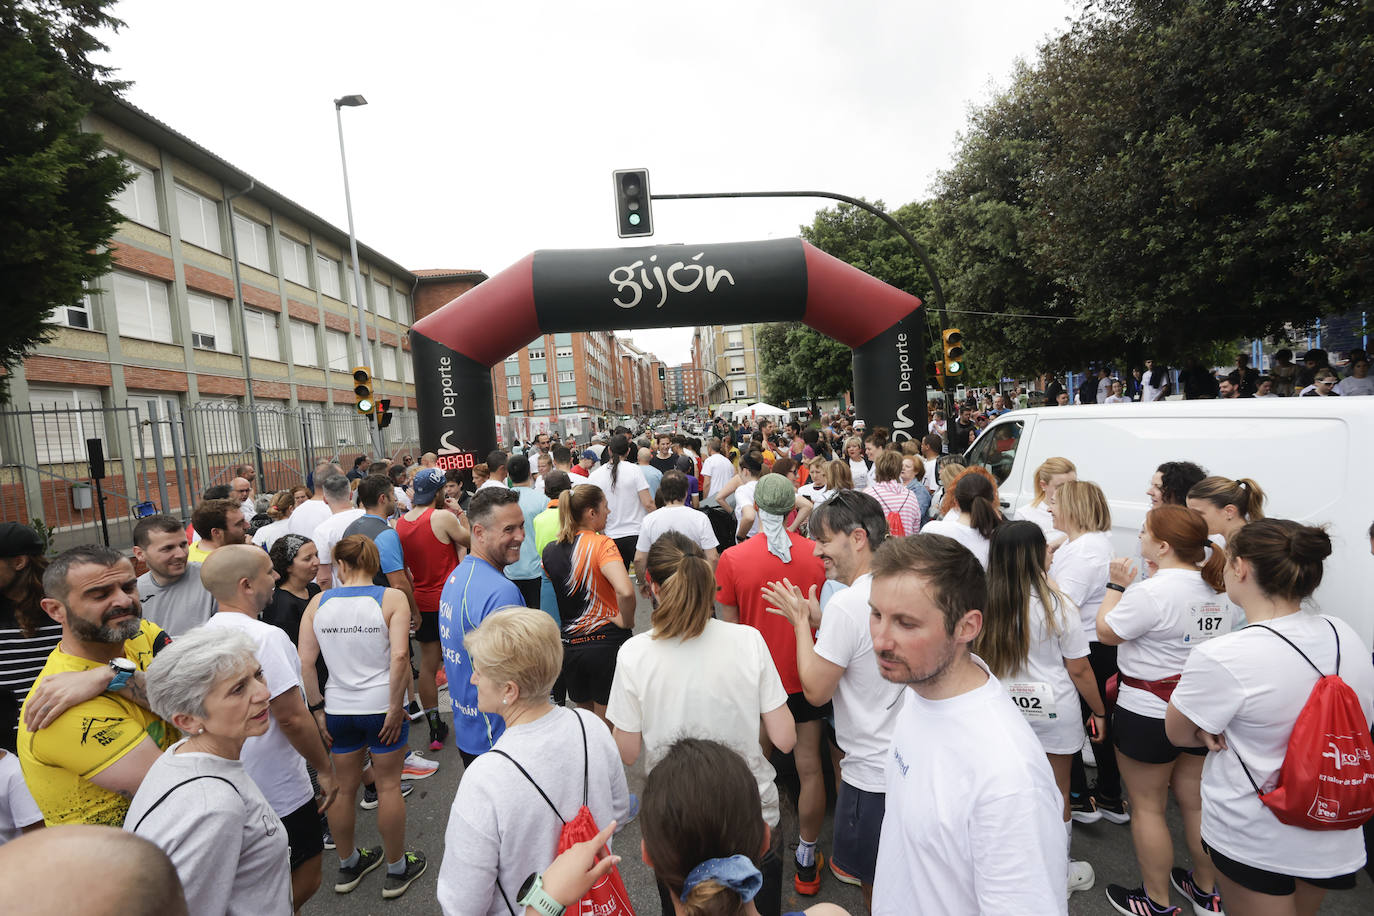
top-left (357, 398), bottom-right (374, 413)
top-left (946, 361), bottom-right (962, 375)
top-left (629, 213), bottom-right (641, 226)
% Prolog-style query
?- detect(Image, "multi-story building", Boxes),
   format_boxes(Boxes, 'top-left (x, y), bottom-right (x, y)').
top-left (695, 323), bottom-right (762, 407)
top-left (665, 361), bottom-right (702, 411)
top-left (487, 330), bottom-right (620, 437)
top-left (1, 96), bottom-right (484, 545)
top-left (614, 338), bottom-right (665, 417)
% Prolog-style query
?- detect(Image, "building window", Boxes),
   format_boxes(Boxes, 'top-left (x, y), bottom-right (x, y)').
top-left (233, 214), bottom-right (271, 270)
top-left (557, 371), bottom-right (576, 382)
top-left (112, 271), bottom-right (173, 343)
top-left (325, 328), bottom-right (349, 369)
top-left (188, 292), bottom-right (234, 353)
top-left (529, 373), bottom-right (547, 384)
top-left (289, 319), bottom-right (318, 367)
top-left (392, 290), bottom-right (411, 324)
top-left (27, 385), bottom-right (109, 463)
top-left (279, 236), bottom-right (310, 285)
top-left (555, 346), bottom-right (574, 358)
top-left (559, 395), bottom-right (578, 408)
top-left (726, 331), bottom-right (744, 349)
top-left (49, 293), bottom-right (94, 330)
top-left (531, 398), bottom-right (551, 410)
top-left (728, 355), bottom-right (746, 374)
top-left (243, 308), bottom-right (280, 361)
top-left (113, 160), bottom-right (161, 230)
top-left (528, 348), bottom-right (545, 360)
top-left (175, 185), bottom-right (222, 253)
top-left (509, 400), bottom-right (522, 413)
top-left (403, 352), bottom-right (414, 384)
top-left (733, 384), bottom-right (748, 398)
top-left (371, 279), bottom-right (392, 319)
top-left (316, 254), bottom-right (342, 298)
top-left (380, 345), bottom-right (398, 380)
top-left (505, 353), bottom-right (520, 363)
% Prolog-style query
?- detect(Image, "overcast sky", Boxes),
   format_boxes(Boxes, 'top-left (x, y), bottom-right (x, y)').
top-left (97, 0), bottom-right (1077, 364)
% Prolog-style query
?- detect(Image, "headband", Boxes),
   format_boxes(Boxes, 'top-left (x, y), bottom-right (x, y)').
top-left (681, 855), bottom-right (762, 903)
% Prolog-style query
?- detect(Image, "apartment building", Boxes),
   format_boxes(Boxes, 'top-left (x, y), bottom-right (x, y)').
top-left (488, 330), bottom-right (620, 429)
top-left (695, 323), bottom-right (763, 406)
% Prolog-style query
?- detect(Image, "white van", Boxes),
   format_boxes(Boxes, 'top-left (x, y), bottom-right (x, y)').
top-left (956, 399), bottom-right (1374, 643)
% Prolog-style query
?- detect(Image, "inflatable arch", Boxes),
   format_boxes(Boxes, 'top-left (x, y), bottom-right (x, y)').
top-left (409, 238), bottom-right (926, 464)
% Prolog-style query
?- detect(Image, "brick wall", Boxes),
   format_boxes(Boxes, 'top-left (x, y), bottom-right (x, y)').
top-left (112, 243), bottom-right (175, 283)
top-left (25, 356), bottom-right (113, 387)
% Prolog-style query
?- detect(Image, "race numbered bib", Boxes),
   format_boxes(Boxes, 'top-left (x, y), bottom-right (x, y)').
top-left (1184, 602), bottom-right (1231, 645)
top-left (1007, 681), bottom-right (1056, 720)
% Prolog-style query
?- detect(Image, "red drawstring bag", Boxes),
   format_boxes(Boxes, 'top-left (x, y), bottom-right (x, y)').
top-left (1234, 620), bottom-right (1374, 830)
top-left (493, 710), bottom-right (635, 915)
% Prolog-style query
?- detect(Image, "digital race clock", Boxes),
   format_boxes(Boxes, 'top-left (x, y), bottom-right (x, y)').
top-left (435, 451), bottom-right (477, 471)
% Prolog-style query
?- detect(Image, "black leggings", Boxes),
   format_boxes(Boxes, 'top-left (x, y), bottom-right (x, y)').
top-left (613, 535), bottom-right (637, 571)
top-left (1071, 641), bottom-right (1122, 800)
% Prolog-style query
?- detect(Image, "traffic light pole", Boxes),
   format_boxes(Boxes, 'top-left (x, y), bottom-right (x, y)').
top-left (651, 189), bottom-right (958, 417)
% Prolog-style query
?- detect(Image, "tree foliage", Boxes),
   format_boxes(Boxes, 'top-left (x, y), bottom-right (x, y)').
top-left (755, 321), bottom-right (852, 413)
top-left (0, 1), bottom-right (128, 402)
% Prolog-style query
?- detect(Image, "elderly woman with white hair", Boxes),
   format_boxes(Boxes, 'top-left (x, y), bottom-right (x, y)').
top-left (123, 625), bottom-right (292, 916)
top-left (436, 607), bottom-right (629, 916)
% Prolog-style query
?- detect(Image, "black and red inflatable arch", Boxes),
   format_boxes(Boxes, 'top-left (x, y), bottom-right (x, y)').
top-left (409, 237), bottom-right (926, 460)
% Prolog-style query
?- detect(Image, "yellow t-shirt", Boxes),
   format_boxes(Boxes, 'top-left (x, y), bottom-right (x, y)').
top-left (18, 620), bottom-right (178, 826)
top-left (186, 540), bottom-right (211, 564)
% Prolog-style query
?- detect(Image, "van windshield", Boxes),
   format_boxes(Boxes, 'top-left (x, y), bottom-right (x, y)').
top-left (966, 420), bottom-right (1023, 484)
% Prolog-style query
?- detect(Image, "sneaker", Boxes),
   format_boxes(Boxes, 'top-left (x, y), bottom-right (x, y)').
top-left (1097, 793), bottom-right (1131, 825)
top-left (406, 699), bottom-right (424, 722)
top-left (428, 718), bottom-right (449, 752)
top-left (359, 780), bottom-right (414, 809)
top-left (382, 851), bottom-right (428, 899)
top-left (402, 751), bottom-right (439, 780)
top-left (1070, 792), bottom-right (1103, 824)
top-left (794, 848), bottom-right (824, 896)
top-left (335, 845), bottom-right (383, 894)
top-left (322, 827), bottom-right (335, 851)
top-left (1170, 867), bottom-right (1224, 915)
top-left (1068, 859), bottom-right (1095, 895)
top-left (830, 857), bottom-right (862, 887)
top-left (1105, 884), bottom-right (1182, 916)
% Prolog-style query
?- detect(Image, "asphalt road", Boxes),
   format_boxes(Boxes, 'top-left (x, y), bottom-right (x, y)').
top-left (325, 592), bottom-right (1374, 916)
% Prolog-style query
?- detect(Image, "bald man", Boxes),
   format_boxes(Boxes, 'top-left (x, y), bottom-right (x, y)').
top-left (0, 825), bottom-right (187, 915)
top-left (230, 476), bottom-right (255, 522)
top-left (201, 546), bottom-right (336, 911)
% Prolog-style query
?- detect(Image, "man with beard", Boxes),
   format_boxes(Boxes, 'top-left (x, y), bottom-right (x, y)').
top-left (18, 546), bottom-right (176, 825)
top-left (132, 515), bottom-right (216, 636)
top-left (868, 534), bottom-right (1066, 915)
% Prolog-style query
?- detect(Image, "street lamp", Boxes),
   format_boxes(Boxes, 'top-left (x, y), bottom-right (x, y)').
top-left (334, 93), bottom-right (383, 454)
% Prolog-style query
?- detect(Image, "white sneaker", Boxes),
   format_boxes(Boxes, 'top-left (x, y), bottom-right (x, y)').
top-left (1067, 859), bottom-right (1095, 895)
top-left (401, 751), bottom-right (440, 780)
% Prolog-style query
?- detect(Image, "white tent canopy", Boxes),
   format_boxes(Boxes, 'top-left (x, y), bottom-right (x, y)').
top-left (730, 401), bottom-right (787, 420)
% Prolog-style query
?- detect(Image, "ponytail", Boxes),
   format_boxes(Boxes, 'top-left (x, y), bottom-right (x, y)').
top-left (1145, 505), bottom-right (1224, 593)
top-left (1229, 518), bottom-right (1332, 601)
top-left (608, 433), bottom-right (631, 488)
top-left (557, 484), bottom-right (605, 544)
top-left (954, 472), bottom-right (1001, 540)
top-left (651, 555), bottom-right (715, 641)
top-left (1187, 475), bottom-right (1267, 522)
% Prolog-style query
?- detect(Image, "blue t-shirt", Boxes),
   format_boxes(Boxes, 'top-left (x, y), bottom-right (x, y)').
top-left (639, 464), bottom-right (663, 500)
top-left (438, 555), bottom-right (522, 754)
top-left (504, 486), bottom-right (551, 581)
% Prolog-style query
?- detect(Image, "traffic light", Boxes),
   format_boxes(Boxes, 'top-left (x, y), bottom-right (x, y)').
top-left (928, 361), bottom-right (944, 390)
top-left (375, 398), bottom-right (393, 429)
top-left (352, 367), bottom-right (375, 415)
top-left (657, 365), bottom-right (665, 381)
top-left (942, 329), bottom-right (965, 379)
top-left (613, 169), bottom-right (653, 238)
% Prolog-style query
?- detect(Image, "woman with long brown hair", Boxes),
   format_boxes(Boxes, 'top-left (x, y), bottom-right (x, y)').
top-left (920, 470), bottom-right (1001, 568)
top-left (1095, 505), bottom-right (1240, 916)
top-left (1186, 476), bottom-right (1266, 546)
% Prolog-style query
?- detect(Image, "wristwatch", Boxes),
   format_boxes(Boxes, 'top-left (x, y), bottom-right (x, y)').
top-left (517, 872), bottom-right (565, 916)
top-left (107, 657), bottom-right (136, 692)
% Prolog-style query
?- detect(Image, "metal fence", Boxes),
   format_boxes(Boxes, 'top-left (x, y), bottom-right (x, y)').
top-left (0, 401), bottom-right (418, 554)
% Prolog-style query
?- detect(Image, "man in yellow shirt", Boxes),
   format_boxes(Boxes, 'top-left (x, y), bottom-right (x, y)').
top-left (18, 545), bottom-right (176, 826)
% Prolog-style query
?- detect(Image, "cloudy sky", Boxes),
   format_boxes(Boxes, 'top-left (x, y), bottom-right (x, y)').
top-left (97, 0), bottom-right (1077, 364)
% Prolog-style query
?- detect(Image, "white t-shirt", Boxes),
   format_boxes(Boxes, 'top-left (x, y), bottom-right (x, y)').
top-left (798, 483), bottom-right (829, 504)
top-left (1335, 375), bottom-right (1374, 396)
top-left (586, 462), bottom-right (649, 540)
top-left (1049, 532), bottom-right (1113, 638)
top-left (921, 461), bottom-right (939, 494)
top-left (477, 478), bottom-right (507, 491)
top-left (202, 612), bottom-right (315, 815)
top-left (1103, 568), bottom-right (1239, 718)
top-left (0, 751), bottom-right (41, 843)
top-left (813, 575), bottom-right (901, 792)
top-left (874, 656), bottom-right (1067, 915)
top-left (634, 505), bottom-right (718, 555)
top-left (1012, 502), bottom-right (1066, 547)
top-left (606, 618), bottom-right (789, 827)
top-left (1104, 395), bottom-right (1130, 404)
top-left (312, 508), bottom-right (365, 565)
top-left (252, 518), bottom-right (291, 551)
top-left (918, 517), bottom-right (991, 569)
top-left (1171, 613), bottom-right (1374, 878)
top-left (1143, 377), bottom-right (1166, 402)
top-left (700, 453), bottom-right (734, 501)
top-left (733, 479), bottom-right (761, 538)
top-left (286, 499), bottom-right (331, 539)
top-left (392, 485), bottom-right (412, 512)
top-left (998, 593), bottom-right (1090, 755)
top-left (848, 458), bottom-right (871, 491)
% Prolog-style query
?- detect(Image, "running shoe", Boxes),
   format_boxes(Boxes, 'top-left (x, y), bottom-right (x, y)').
top-left (1070, 792), bottom-right (1103, 824)
top-left (1067, 859), bottom-right (1095, 895)
top-left (1170, 867), bottom-right (1224, 915)
top-left (402, 750), bottom-right (440, 780)
top-left (382, 851), bottom-right (428, 899)
top-left (322, 826), bottom-right (335, 851)
top-left (1105, 884), bottom-right (1182, 915)
top-left (335, 845), bottom-right (383, 894)
top-left (794, 849), bottom-right (824, 896)
top-left (359, 780), bottom-right (413, 809)
top-left (829, 857), bottom-right (862, 887)
top-left (428, 718), bottom-right (449, 752)
top-left (1097, 793), bottom-right (1131, 824)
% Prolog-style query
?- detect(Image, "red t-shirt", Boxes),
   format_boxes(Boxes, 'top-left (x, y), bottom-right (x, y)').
top-left (715, 531), bottom-right (826, 695)
top-left (570, 465), bottom-right (590, 477)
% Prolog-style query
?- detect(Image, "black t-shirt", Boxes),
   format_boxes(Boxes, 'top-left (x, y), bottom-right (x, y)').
top-left (649, 454), bottom-right (679, 474)
top-left (263, 584), bottom-right (327, 686)
top-left (948, 420), bottom-right (977, 454)
top-left (1, 594), bottom-right (63, 752)
top-left (1077, 378), bottom-right (1097, 404)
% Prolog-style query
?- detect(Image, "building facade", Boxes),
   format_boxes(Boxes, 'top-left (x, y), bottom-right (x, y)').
top-left (695, 323), bottom-right (763, 407)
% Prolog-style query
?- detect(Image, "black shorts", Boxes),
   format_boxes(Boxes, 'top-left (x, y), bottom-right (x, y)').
top-left (1202, 838), bottom-right (1360, 896)
top-left (562, 624), bottom-right (633, 706)
top-left (831, 781), bottom-right (885, 885)
top-left (613, 535), bottom-right (637, 571)
top-left (787, 691), bottom-right (833, 724)
top-left (281, 797), bottom-right (324, 869)
top-left (1113, 705), bottom-right (1206, 765)
top-left (415, 609), bottom-right (440, 643)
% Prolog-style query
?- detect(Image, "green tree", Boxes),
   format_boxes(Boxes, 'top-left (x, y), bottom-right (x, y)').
top-left (755, 321), bottom-right (852, 414)
top-left (0, 1), bottom-right (128, 402)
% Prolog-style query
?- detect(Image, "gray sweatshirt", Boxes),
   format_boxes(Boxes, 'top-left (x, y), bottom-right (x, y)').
top-left (437, 707), bottom-right (630, 915)
top-left (124, 741), bottom-right (291, 916)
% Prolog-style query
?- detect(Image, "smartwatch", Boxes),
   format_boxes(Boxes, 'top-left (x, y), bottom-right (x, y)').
top-left (107, 657), bottom-right (136, 692)
top-left (516, 872), bottom-right (565, 916)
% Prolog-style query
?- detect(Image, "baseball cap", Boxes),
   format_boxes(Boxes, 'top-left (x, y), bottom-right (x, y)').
top-left (0, 522), bottom-right (44, 558)
top-left (581, 449), bottom-right (598, 461)
top-left (754, 474), bottom-right (796, 515)
top-left (411, 468), bottom-right (445, 506)
top-left (853, 419), bottom-right (866, 429)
